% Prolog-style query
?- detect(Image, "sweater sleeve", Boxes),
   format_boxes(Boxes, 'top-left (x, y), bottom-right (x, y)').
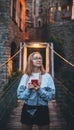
top-left (37, 74), bottom-right (55, 101)
top-left (17, 75), bottom-right (31, 100)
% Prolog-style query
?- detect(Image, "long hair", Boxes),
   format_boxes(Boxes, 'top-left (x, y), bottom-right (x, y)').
top-left (24, 52), bottom-right (46, 76)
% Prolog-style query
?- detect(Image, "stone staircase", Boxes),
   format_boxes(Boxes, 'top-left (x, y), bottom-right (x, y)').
top-left (0, 77), bottom-right (74, 130)
top-left (5, 100), bottom-right (67, 130)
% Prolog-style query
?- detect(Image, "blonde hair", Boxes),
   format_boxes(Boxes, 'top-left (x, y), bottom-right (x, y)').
top-left (24, 52), bottom-right (46, 76)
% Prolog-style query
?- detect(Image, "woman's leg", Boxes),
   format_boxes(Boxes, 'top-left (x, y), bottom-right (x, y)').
top-left (38, 125), bottom-right (49, 130)
top-left (22, 124), bottom-right (32, 130)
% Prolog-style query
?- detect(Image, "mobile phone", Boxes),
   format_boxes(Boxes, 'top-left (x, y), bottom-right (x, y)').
top-left (31, 79), bottom-right (39, 85)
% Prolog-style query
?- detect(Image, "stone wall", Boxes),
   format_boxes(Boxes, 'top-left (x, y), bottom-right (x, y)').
top-left (55, 79), bottom-right (74, 130)
top-left (47, 20), bottom-right (74, 72)
top-left (0, 0), bottom-right (10, 91)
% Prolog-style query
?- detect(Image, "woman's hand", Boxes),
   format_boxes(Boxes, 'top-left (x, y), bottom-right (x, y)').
top-left (28, 81), bottom-right (40, 90)
top-left (28, 83), bottom-right (35, 89)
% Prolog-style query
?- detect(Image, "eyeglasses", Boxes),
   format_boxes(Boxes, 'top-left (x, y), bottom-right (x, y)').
top-left (33, 57), bottom-right (42, 60)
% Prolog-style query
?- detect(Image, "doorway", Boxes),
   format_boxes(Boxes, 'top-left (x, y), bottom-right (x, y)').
top-left (19, 42), bottom-right (54, 77)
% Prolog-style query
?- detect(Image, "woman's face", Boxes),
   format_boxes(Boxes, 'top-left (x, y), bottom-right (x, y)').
top-left (32, 53), bottom-right (42, 67)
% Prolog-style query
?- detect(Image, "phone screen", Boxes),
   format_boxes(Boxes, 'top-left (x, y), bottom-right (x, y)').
top-left (31, 79), bottom-right (39, 85)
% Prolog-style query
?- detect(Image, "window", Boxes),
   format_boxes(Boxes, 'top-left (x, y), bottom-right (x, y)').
top-left (50, 7), bottom-right (53, 12)
top-left (58, 6), bottom-right (61, 11)
top-left (39, 8), bottom-right (43, 14)
top-left (26, 9), bottom-right (29, 17)
top-left (19, 3), bottom-right (22, 30)
top-left (12, 0), bottom-right (16, 22)
top-left (49, 7), bottom-right (54, 23)
top-left (67, 5), bottom-right (70, 11)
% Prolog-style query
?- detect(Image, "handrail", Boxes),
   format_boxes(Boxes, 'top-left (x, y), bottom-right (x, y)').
top-left (0, 42), bottom-right (74, 69)
top-left (49, 44), bottom-right (74, 68)
top-left (0, 43), bottom-right (25, 69)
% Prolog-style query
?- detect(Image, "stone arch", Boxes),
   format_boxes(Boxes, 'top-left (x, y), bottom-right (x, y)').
top-left (37, 18), bottom-right (42, 27)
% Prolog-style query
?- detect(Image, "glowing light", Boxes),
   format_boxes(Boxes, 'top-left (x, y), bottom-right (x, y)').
top-left (28, 43), bottom-right (45, 48)
top-left (58, 6), bottom-right (61, 11)
top-left (32, 43), bottom-right (40, 48)
top-left (50, 7), bottom-right (53, 12)
top-left (67, 5), bottom-right (70, 11)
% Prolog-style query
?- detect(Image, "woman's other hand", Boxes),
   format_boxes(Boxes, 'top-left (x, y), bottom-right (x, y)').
top-left (33, 82), bottom-right (40, 90)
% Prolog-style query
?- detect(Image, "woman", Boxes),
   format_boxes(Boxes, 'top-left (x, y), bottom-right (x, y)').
top-left (17, 52), bottom-right (55, 130)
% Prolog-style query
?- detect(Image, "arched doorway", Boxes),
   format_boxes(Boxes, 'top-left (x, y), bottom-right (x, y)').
top-left (11, 41), bottom-right (18, 72)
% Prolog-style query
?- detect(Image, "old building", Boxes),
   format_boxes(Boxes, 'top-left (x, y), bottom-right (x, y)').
top-left (25, 0), bottom-right (74, 40)
top-left (0, 0), bottom-right (26, 90)
top-left (0, 0), bottom-right (74, 91)
top-left (25, 0), bottom-right (73, 27)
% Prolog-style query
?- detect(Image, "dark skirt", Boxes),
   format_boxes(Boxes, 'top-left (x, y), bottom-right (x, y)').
top-left (21, 103), bottom-right (50, 126)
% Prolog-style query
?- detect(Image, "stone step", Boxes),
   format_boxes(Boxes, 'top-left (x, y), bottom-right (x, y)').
top-left (5, 100), bottom-right (67, 130)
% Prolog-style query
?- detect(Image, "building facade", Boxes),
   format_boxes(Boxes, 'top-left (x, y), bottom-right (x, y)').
top-left (25, 0), bottom-right (73, 39)
top-left (25, 0), bottom-right (73, 26)
top-left (0, 0), bottom-right (26, 90)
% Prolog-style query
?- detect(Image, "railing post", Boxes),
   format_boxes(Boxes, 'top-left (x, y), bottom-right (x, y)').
top-left (19, 42), bottom-right (22, 71)
top-left (23, 42), bottom-right (27, 72)
top-left (51, 42), bottom-right (54, 78)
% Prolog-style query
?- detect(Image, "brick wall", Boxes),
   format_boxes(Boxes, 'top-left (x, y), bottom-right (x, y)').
top-left (0, 0), bottom-right (26, 91)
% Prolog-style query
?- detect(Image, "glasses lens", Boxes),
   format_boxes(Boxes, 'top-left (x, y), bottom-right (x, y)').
top-left (33, 57), bottom-right (42, 60)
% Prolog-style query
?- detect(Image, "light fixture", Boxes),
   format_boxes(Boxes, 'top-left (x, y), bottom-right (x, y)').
top-left (28, 43), bottom-right (46, 48)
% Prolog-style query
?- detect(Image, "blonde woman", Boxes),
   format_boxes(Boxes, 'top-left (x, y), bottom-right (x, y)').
top-left (17, 52), bottom-right (55, 130)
